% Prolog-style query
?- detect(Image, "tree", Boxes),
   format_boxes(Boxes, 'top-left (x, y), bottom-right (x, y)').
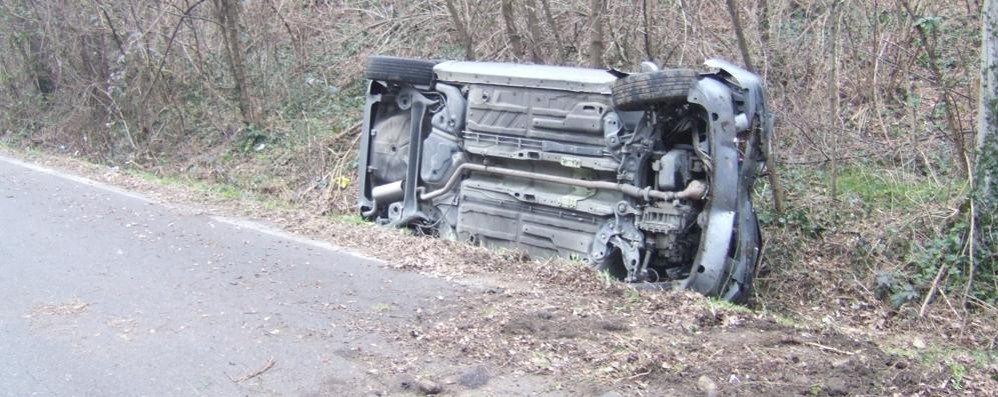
top-left (588, 0), bottom-right (605, 67)
top-left (500, 0), bottom-right (524, 59)
top-left (725, 0), bottom-right (786, 213)
top-left (981, 0), bottom-right (997, 167)
top-left (524, 0), bottom-right (544, 63)
top-left (539, 0), bottom-right (566, 63)
top-left (444, 0), bottom-right (474, 60)
top-left (212, 0), bottom-right (257, 127)
top-left (725, 0), bottom-right (753, 73)
top-left (972, 0), bottom-right (997, 295)
top-left (901, 0), bottom-right (968, 177)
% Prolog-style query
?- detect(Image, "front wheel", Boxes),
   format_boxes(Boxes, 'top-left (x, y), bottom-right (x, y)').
top-left (611, 69), bottom-right (698, 111)
top-left (365, 55), bottom-right (438, 86)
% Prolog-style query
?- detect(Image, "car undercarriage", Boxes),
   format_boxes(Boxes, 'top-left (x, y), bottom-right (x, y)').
top-left (357, 56), bottom-right (771, 302)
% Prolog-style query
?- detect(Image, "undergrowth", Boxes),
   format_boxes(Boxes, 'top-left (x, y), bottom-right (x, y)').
top-left (755, 158), bottom-right (995, 317)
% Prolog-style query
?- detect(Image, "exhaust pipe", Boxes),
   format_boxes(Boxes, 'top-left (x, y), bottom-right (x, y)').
top-left (420, 163), bottom-right (706, 202)
top-left (372, 180), bottom-right (404, 203)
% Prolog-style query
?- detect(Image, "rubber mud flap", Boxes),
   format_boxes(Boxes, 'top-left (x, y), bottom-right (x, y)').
top-left (611, 69), bottom-right (698, 111)
top-left (365, 55), bottom-right (438, 86)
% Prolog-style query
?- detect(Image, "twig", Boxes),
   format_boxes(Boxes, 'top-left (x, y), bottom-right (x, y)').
top-left (872, 34), bottom-right (892, 145)
top-left (235, 358), bottom-right (275, 383)
top-left (94, 2), bottom-right (126, 57)
top-left (963, 154), bottom-right (976, 308)
top-left (781, 337), bottom-right (858, 355)
top-left (937, 287), bottom-right (962, 320)
top-left (966, 295), bottom-right (998, 312)
top-left (333, 121), bottom-right (363, 142)
top-left (828, 0), bottom-right (841, 201)
top-left (623, 370), bottom-right (652, 381)
top-left (803, 341), bottom-right (857, 356)
top-left (141, 0), bottom-right (209, 107)
top-left (918, 259), bottom-right (949, 318)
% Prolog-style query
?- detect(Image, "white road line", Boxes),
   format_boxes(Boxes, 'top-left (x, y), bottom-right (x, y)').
top-left (0, 153), bottom-right (370, 260)
top-left (0, 154), bottom-right (154, 203)
top-left (211, 215), bottom-right (380, 262)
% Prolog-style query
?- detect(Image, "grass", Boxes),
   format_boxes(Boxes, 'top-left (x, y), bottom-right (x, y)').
top-left (623, 287), bottom-right (641, 305)
top-left (773, 313), bottom-right (808, 329)
top-left (752, 159), bottom-right (979, 319)
top-left (703, 297), bottom-right (754, 315)
top-left (126, 168), bottom-right (294, 211)
top-left (334, 214), bottom-right (368, 225)
top-left (130, 169), bottom-right (243, 199)
top-left (834, 165), bottom-right (966, 209)
top-left (882, 341), bottom-right (996, 390)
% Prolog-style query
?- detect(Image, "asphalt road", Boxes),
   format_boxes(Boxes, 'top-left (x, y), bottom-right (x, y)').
top-left (0, 156), bottom-right (480, 396)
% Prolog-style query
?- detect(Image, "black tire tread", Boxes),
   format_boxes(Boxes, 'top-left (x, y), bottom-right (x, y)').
top-left (611, 69), bottom-right (698, 111)
top-left (365, 55), bottom-right (438, 86)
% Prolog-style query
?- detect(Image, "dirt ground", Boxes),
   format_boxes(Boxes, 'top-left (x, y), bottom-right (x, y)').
top-left (4, 147), bottom-right (995, 396)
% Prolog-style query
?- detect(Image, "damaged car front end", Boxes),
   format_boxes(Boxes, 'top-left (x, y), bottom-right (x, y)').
top-left (357, 56), bottom-right (771, 302)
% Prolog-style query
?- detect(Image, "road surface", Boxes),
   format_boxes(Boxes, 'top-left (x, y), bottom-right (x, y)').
top-left (0, 155), bottom-right (550, 396)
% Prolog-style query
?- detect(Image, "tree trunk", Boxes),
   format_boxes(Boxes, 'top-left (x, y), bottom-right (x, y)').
top-left (976, 0), bottom-right (996, 247)
top-left (213, 0), bottom-right (257, 127)
top-left (539, 0), bottom-right (566, 63)
top-left (725, 0), bottom-right (753, 72)
top-left (981, 0), bottom-right (997, 163)
top-left (524, 0), bottom-right (544, 63)
top-left (900, 0), bottom-right (968, 176)
top-left (641, 0), bottom-right (655, 62)
top-left (726, 0), bottom-right (786, 212)
top-left (829, 1), bottom-right (840, 201)
top-left (444, 0), bottom-right (475, 60)
top-left (500, 0), bottom-right (524, 59)
top-left (588, 0), bottom-right (604, 68)
top-left (963, 0), bottom-right (997, 306)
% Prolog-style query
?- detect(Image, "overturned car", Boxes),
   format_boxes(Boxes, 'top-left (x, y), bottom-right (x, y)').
top-left (357, 55), bottom-right (771, 302)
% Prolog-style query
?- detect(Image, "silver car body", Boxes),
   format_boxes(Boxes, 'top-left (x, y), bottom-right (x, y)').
top-left (357, 58), bottom-right (770, 301)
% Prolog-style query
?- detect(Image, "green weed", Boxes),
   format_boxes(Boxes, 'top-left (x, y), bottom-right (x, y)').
top-left (334, 214), bottom-right (368, 226)
top-left (835, 166), bottom-right (962, 209)
top-left (704, 297), bottom-right (753, 315)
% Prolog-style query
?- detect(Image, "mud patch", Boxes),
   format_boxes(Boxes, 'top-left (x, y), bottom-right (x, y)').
top-left (643, 318), bottom-right (950, 396)
top-left (500, 310), bottom-right (630, 340)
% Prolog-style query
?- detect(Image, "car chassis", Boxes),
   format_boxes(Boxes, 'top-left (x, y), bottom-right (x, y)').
top-left (357, 56), bottom-right (772, 301)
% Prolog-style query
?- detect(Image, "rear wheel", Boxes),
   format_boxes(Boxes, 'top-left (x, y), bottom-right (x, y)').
top-left (611, 69), bottom-right (698, 111)
top-left (365, 55), bottom-right (438, 86)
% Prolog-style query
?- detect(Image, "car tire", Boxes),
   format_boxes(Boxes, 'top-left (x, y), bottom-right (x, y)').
top-left (365, 55), bottom-right (438, 86)
top-left (611, 69), bottom-right (698, 111)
